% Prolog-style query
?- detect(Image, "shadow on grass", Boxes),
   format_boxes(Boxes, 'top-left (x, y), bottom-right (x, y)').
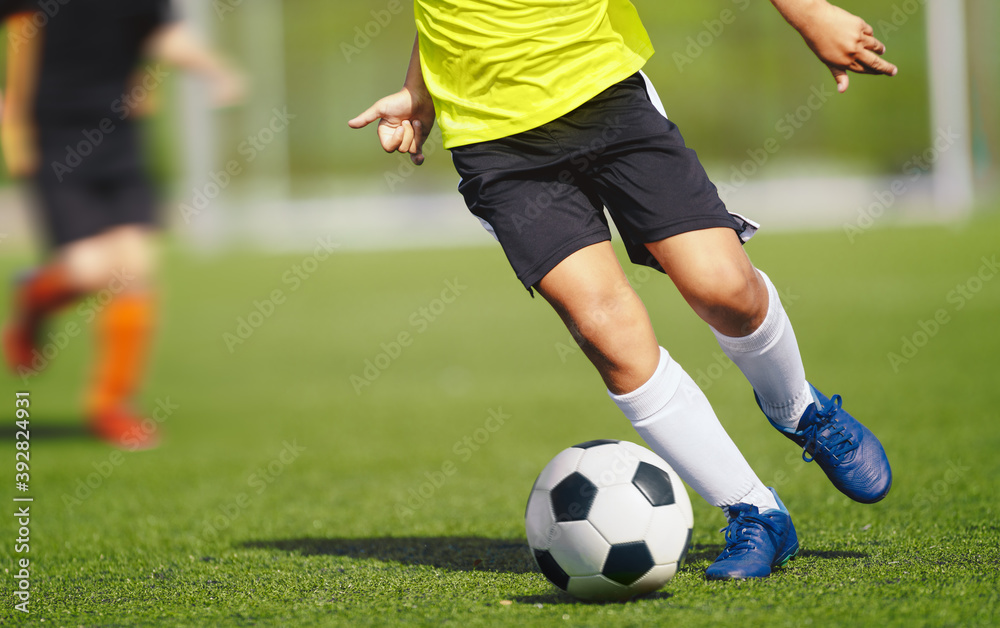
top-left (240, 536), bottom-right (537, 573)
top-left (513, 589), bottom-right (674, 606)
top-left (0, 423), bottom-right (89, 440)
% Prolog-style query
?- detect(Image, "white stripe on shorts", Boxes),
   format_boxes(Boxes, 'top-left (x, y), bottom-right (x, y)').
top-left (639, 70), bottom-right (760, 243)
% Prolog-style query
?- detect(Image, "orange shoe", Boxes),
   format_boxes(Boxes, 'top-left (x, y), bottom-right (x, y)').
top-left (89, 406), bottom-right (160, 450)
top-left (2, 318), bottom-right (37, 374)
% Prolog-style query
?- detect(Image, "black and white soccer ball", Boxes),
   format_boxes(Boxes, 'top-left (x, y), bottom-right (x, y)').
top-left (525, 439), bottom-right (693, 602)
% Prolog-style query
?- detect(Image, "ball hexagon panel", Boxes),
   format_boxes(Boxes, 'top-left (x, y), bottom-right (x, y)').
top-left (602, 541), bottom-right (655, 586)
top-left (524, 488), bottom-right (556, 550)
top-left (547, 520), bottom-right (610, 577)
top-left (631, 461), bottom-right (675, 507)
top-left (531, 447), bottom-right (585, 492)
top-left (533, 549), bottom-right (570, 591)
top-left (576, 443), bottom-right (640, 489)
top-left (645, 505), bottom-right (693, 565)
top-left (586, 483), bottom-right (654, 545)
top-left (550, 472), bottom-right (597, 522)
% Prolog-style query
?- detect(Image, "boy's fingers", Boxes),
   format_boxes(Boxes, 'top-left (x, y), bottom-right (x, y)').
top-left (862, 33), bottom-right (885, 55)
top-left (348, 103), bottom-right (382, 129)
top-left (381, 122), bottom-right (404, 153)
top-left (412, 120), bottom-right (427, 153)
top-left (831, 67), bottom-right (850, 93)
top-left (398, 120), bottom-right (415, 154)
top-left (860, 50), bottom-right (897, 76)
top-left (410, 120), bottom-right (427, 166)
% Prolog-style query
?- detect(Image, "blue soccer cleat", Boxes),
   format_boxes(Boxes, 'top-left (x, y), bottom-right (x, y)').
top-left (705, 488), bottom-right (798, 580)
top-left (761, 384), bottom-right (892, 504)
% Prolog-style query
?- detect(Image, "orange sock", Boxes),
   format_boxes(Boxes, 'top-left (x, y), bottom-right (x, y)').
top-left (4, 263), bottom-right (81, 372)
top-left (17, 263), bottom-right (80, 321)
top-left (87, 291), bottom-right (156, 416)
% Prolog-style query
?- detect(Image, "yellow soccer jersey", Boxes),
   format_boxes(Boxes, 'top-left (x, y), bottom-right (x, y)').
top-left (414, 0), bottom-right (653, 148)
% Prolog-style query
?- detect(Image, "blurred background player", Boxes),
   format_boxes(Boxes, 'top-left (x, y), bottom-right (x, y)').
top-left (1, 0), bottom-right (244, 448)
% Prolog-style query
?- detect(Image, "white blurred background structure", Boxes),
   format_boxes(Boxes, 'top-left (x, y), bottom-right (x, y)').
top-left (1, 0), bottom-right (996, 254)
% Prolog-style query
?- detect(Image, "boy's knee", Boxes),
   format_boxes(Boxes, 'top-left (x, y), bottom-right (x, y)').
top-left (686, 267), bottom-right (767, 333)
top-left (568, 283), bottom-right (645, 343)
top-left (60, 228), bottom-right (157, 292)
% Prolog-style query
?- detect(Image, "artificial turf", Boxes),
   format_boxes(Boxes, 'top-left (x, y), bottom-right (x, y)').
top-left (1, 211), bottom-right (999, 626)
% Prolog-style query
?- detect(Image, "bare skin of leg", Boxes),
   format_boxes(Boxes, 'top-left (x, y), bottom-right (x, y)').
top-left (535, 228), bottom-right (767, 395)
top-left (59, 225), bottom-right (158, 294)
top-left (535, 241), bottom-right (660, 395)
top-left (644, 227), bottom-right (768, 338)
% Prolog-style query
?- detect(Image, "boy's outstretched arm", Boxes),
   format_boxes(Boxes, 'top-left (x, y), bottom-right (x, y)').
top-left (144, 22), bottom-right (247, 108)
top-left (349, 35), bottom-right (436, 166)
top-left (2, 13), bottom-right (42, 178)
top-left (771, 0), bottom-right (897, 93)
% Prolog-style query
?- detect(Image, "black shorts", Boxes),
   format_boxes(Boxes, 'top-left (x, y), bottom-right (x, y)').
top-left (451, 72), bottom-right (756, 291)
top-left (34, 121), bottom-right (158, 248)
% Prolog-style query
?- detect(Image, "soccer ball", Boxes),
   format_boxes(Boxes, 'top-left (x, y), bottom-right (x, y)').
top-left (525, 439), bottom-right (693, 601)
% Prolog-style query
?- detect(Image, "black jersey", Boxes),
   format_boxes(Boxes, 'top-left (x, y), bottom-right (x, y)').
top-left (0, 0), bottom-right (27, 16)
top-left (34, 0), bottom-right (175, 126)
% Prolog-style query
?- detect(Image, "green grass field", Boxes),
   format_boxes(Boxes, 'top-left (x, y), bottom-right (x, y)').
top-left (2, 212), bottom-right (999, 626)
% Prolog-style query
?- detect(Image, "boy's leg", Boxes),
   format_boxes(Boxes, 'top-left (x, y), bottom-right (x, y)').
top-left (73, 226), bottom-right (160, 450)
top-left (535, 240), bottom-right (778, 512)
top-left (5, 225), bottom-right (160, 449)
top-left (3, 263), bottom-right (82, 372)
top-left (645, 227), bottom-right (891, 503)
top-left (644, 227), bottom-right (811, 425)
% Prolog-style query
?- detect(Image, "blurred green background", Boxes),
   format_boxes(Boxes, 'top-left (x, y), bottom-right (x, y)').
top-left (5, 0), bottom-right (994, 202)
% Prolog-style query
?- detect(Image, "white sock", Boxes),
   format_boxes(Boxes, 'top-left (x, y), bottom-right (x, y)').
top-left (712, 270), bottom-right (813, 431)
top-left (609, 347), bottom-right (778, 512)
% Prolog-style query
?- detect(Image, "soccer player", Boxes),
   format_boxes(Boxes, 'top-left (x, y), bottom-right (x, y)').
top-left (2, 1), bottom-right (243, 449)
top-left (350, 0), bottom-right (895, 580)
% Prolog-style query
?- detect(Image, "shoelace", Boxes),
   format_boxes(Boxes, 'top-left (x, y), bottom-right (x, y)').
top-left (799, 394), bottom-right (858, 466)
top-left (718, 507), bottom-right (781, 558)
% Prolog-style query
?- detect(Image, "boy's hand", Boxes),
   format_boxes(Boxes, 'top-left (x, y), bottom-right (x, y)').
top-left (776, 0), bottom-right (897, 93)
top-left (1, 121), bottom-right (39, 178)
top-left (349, 87), bottom-right (436, 165)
